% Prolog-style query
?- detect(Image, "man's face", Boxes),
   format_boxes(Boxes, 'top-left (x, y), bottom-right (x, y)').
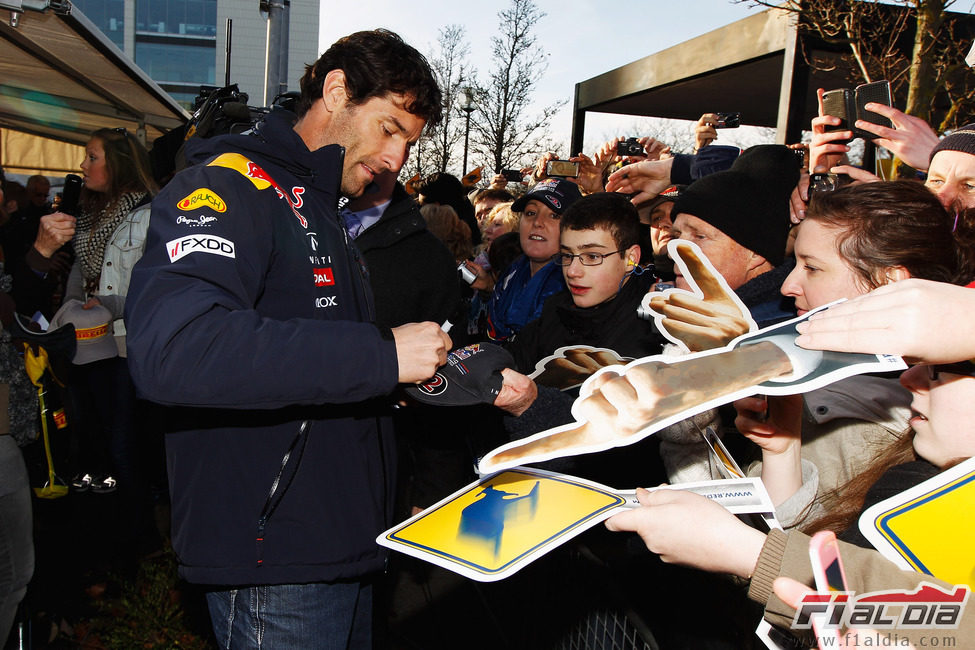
top-left (519, 199), bottom-right (561, 268)
top-left (648, 201), bottom-right (674, 255)
top-left (671, 213), bottom-right (758, 291)
top-left (925, 150), bottom-right (975, 210)
top-left (323, 93), bottom-right (426, 198)
top-left (28, 179), bottom-right (51, 207)
top-left (475, 198), bottom-right (502, 226)
top-left (560, 227), bottom-right (634, 309)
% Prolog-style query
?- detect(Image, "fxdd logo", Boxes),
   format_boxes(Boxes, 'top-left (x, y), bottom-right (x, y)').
top-left (167, 235), bottom-right (236, 263)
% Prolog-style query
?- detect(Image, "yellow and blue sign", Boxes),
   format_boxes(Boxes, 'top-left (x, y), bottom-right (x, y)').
top-left (379, 468), bottom-right (627, 581)
top-left (860, 458), bottom-right (975, 588)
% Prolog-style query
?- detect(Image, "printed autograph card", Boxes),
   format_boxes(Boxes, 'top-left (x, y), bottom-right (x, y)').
top-left (859, 457), bottom-right (975, 588)
top-left (377, 469), bottom-right (778, 582)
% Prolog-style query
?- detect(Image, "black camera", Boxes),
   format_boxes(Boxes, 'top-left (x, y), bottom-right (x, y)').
top-left (616, 138), bottom-right (644, 157)
top-left (714, 112), bottom-right (741, 129)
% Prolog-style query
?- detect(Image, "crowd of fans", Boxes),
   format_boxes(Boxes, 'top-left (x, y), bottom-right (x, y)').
top-left (3, 39), bottom-right (975, 648)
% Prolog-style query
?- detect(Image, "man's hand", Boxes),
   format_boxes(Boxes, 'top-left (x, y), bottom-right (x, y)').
top-left (392, 322), bottom-right (451, 383)
top-left (605, 158), bottom-right (675, 205)
top-left (694, 114), bottom-right (719, 152)
top-left (605, 488), bottom-right (767, 579)
top-left (790, 169), bottom-right (809, 224)
top-left (829, 164), bottom-right (880, 185)
top-left (809, 89), bottom-right (851, 172)
top-left (493, 368), bottom-right (537, 416)
top-left (855, 103), bottom-right (938, 172)
top-left (35, 212), bottom-right (76, 258)
top-left (569, 152), bottom-right (605, 194)
top-left (638, 136), bottom-right (670, 161)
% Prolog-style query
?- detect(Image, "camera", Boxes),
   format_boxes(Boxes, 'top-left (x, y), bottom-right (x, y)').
top-left (808, 172), bottom-right (851, 195)
top-left (714, 112), bottom-right (741, 129)
top-left (546, 160), bottom-right (580, 178)
top-left (501, 169), bottom-right (524, 182)
top-left (616, 138), bottom-right (644, 157)
top-left (458, 262), bottom-right (477, 285)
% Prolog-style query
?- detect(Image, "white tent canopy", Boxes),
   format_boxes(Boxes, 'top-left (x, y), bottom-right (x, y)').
top-left (0, 2), bottom-right (188, 175)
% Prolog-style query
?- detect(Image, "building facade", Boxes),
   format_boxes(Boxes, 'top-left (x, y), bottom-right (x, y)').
top-left (72, 0), bottom-right (319, 109)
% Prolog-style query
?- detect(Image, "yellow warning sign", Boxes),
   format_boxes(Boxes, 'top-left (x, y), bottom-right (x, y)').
top-left (382, 468), bottom-right (625, 579)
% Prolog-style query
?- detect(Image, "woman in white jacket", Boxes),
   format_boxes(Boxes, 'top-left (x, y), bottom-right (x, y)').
top-left (34, 127), bottom-right (156, 498)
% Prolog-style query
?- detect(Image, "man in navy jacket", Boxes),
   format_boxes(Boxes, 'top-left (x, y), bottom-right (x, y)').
top-left (125, 30), bottom-right (461, 648)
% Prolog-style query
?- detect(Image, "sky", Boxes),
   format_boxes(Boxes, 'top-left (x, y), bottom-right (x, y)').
top-left (318, 1), bottom-right (771, 156)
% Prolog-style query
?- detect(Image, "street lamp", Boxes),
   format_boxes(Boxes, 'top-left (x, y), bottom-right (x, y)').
top-left (460, 85), bottom-right (475, 176)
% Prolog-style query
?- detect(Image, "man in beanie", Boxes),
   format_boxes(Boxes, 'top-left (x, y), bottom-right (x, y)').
top-left (669, 145), bottom-right (800, 330)
top-left (925, 124), bottom-right (975, 210)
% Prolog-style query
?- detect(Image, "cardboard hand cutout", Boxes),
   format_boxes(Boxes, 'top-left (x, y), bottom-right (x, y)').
top-left (478, 242), bottom-right (905, 475)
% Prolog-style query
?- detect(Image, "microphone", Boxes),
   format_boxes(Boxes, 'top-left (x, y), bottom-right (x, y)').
top-left (59, 174), bottom-right (83, 216)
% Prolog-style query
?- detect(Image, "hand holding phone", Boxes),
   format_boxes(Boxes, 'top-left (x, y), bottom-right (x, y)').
top-left (808, 530), bottom-right (848, 649)
top-left (546, 160), bottom-right (580, 178)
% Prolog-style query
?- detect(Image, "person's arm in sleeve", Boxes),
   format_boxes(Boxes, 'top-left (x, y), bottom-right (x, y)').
top-left (124, 168), bottom-right (423, 409)
top-left (749, 528), bottom-right (975, 645)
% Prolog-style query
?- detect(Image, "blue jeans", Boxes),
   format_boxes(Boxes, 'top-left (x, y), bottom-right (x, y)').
top-left (206, 581), bottom-right (372, 649)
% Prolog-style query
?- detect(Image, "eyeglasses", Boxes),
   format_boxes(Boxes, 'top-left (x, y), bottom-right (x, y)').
top-left (926, 361), bottom-right (975, 381)
top-left (553, 250), bottom-right (625, 266)
top-left (112, 127), bottom-right (129, 137)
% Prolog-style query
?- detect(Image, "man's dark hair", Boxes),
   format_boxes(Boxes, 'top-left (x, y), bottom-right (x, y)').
top-left (474, 188), bottom-right (515, 205)
top-left (560, 192), bottom-right (640, 250)
top-left (296, 29), bottom-right (443, 126)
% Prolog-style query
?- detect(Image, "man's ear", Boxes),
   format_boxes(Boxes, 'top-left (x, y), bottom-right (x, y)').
top-left (320, 70), bottom-right (349, 113)
top-left (744, 250), bottom-right (770, 273)
top-left (625, 243), bottom-right (642, 267)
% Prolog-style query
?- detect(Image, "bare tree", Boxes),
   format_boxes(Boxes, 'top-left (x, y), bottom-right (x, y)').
top-left (418, 25), bottom-right (474, 177)
top-left (469, 0), bottom-right (566, 173)
top-left (738, 0), bottom-right (975, 133)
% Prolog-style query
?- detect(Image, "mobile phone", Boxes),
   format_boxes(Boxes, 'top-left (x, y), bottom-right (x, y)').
top-left (714, 112), bottom-right (741, 129)
top-left (809, 530), bottom-right (848, 593)
top-left (854, 80), bottom-right (893, 138)
top-left (616, 137), bottom-right (644, 156)
top-left (501, 169), bottom-right (524, 182)
top-left (546, 160), bottom-right (580, 178)
top-left (821, 88), bottom-right (854, 143)
top-left (808, 530), bottom-right (848, 649)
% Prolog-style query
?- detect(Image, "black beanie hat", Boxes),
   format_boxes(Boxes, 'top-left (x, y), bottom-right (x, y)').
top-left (673, 170), bottom-right (789, 266)
top-left (930, 124), bottom-right (975, 162)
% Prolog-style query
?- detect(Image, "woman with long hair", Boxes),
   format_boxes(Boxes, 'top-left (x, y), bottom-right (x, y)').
top-left (603, 180), bottom-right (975, 646)
top-left (34, 128), bottom-right (157, 501)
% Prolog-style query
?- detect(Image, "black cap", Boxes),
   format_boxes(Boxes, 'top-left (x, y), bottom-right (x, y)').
top-left (405, 343), bottom-right (515, 406)
top-left (511, 179), bottom-right (582, 215)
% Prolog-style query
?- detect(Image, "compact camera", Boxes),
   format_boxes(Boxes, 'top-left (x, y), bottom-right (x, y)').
top-left (714, 112), bottom-right (741, 129)
top-left (616, 138), bottom-right (644, 157)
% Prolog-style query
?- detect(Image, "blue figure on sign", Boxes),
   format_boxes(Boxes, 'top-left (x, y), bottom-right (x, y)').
top-left (459, 481), bottom-right (540, 556)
